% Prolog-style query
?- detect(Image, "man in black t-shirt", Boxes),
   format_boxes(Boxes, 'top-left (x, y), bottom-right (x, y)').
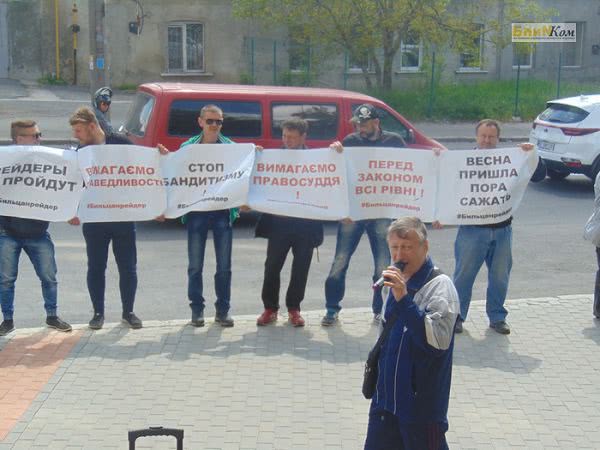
top-left (68, 107), bottom-right (144, 331)
top-left (322, 104), bottom-right (406, 326)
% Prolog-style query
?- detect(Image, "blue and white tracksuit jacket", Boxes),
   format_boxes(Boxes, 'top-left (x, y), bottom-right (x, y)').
top-left (371, 257), bottom-right (459, 424)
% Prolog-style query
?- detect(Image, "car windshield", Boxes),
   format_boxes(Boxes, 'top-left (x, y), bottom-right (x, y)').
top-left (539, 103), bottom-right (589, 124)
top-left (123, 93), bottom-right (155, 136)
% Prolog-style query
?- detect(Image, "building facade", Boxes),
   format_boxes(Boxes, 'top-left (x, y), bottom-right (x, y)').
top-left (1, 0), bottom-right (598, 90)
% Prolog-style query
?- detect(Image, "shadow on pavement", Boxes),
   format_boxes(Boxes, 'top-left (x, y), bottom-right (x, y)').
top-left (67, 319), bottom-right (377, 365)
top-left (453, 328), bottom-right (542, 374)
top-left (582, 319), bottom-right (600, 345)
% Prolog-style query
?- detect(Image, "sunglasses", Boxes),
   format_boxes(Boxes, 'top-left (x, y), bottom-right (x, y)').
top-left (19, 133), bottom-right (42, 139)
top-left (204, 119), bottom-right (223, 126)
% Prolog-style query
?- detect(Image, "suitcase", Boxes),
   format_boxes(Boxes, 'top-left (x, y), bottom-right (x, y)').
top-left (128, 426), bottom-right (184, 449)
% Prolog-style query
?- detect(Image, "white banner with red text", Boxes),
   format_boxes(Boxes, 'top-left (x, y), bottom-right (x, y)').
top-left (160, 143), bottom-right (255, 218)
top-left (0, 145), bottom-right (83, 221)
top-left (344, 147), bottom-right (438, 222)
top-left (1, 145), bottom-right (539, 224)
top-left (77, 145), bottom-right (167, 222)
top-left (248, 148), bottom-right (348, 220)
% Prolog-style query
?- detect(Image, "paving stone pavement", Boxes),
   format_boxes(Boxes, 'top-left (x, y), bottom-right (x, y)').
top-left (0, 294), bottom-right (599, 450)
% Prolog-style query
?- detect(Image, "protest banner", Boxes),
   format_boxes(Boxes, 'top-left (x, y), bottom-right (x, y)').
top-left (248, 148), bottom-right (348, 220)
top-left (344, 147), bottom-right (438, 221)
top-left (77, 145), bottom-right (166, 222)
top-left (160, 143), bottom-right (255, 218)
top-left (0, 145), bottom-right (83, 221)
top-left (1, 144), bottom-right (539, 225)
top-left (435, 147), bottom-right (538, 225)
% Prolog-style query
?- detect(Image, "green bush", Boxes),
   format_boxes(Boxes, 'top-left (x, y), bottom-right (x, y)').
top-left (368, 79), bottom-right (600, 121)
top-left (276, 70), bottom-right (311, 87)
top-left (38, 74), bottom-right (67, 86)
top-left (115, 83), bottom-right (138, 92)
top-left (239, 72), bottom-right (255, 85)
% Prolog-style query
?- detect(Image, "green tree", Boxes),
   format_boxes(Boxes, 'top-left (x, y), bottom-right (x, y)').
top-left (233, 0), bottom-right (551, 90)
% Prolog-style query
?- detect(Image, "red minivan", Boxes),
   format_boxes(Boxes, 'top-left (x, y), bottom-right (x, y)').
top-left (121, 82), bottom-right (444, 151)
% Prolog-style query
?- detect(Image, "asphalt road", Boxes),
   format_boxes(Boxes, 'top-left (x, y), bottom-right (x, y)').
top-left (5, 171), bottom-right (595, 329)
top-left (0, 85), bottom-right (594, 327)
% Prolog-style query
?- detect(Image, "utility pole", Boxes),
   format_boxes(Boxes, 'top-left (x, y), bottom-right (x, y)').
top-left (71, 3), bottom-right (80, 85)
top-left (88, 0), bottom-right (109, 108)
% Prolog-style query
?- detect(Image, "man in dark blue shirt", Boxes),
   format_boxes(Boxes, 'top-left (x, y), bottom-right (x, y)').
top-left (364, 217), bottom-right (458, 450)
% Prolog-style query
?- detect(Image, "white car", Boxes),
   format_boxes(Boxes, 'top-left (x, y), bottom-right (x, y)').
top-left (529, 94), bottom-right (600, 180)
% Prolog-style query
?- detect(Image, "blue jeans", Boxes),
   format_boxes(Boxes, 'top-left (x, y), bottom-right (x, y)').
top-left (453, 225), bottom-right (512, 323)
top-left (82, 222), bottom-right (137, 315)
top-left (187, 210), bottom-right (232, 316)
top-left (325, 219), bottom-right (391, 314)
top-left (0, 229), bottom-right (58, 320)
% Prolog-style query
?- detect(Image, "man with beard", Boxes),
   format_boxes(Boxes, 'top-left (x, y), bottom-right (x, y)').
top-left (322, 103), bottom-right (406, 326)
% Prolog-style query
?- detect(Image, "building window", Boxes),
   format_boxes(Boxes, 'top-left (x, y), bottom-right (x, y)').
top-left (399, 34), bottom-right (422, 71)
top-left (562, 22), bottom-right (584, 67)
top-left (459, 24), bottom-right (484, 70)
top-left (167, 23), bottom-right (204, 72)
top-left (347, 50), bottom-right (373, 73)
top-left (512, 43), bottom-right (533, 68)
top-left (289, 36), bottom-right (309, 72)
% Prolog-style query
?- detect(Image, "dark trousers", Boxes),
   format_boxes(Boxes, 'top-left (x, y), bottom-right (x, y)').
top-left (595, 247), bottom-right (600, 318)
top-left (364, 409), bottom-right (449, 450)
top-left (82, 222), bottom-right (137, 315)
top-left (261, 233), bottom-right (314, 311)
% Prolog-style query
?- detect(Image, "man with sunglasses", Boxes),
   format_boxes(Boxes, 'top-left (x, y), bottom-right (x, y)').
top-left (160, 105), bottom-right (236, 328)
top-left (0, 120), bottom-right (72, 336)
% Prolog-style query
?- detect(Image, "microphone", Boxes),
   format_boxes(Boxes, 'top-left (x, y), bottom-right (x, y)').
top-left (372, 261), bottom-right (406, 289)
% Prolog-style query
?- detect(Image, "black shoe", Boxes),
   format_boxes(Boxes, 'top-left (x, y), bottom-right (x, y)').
top-left (88, 313), bottom-right (104, 330)
top-left (455, 319), bottom-right (463, 334)
top-left (0, 320), bottom-right (15, 336)
top-left (46, 316), bottom-right (72, 332)
top-left (122, 312), bottom-right (143, 329)
top-left (490, 320), bottom-right (510, 335)
top-left (215, 313), bottom-right (234, 327)
top-left (191, 311), bottom-right (205, 327)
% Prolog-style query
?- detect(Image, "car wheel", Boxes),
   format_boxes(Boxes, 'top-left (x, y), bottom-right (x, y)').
top-left (589, 158), bottom-right (600, 181)
top-left (546, 168), bottom-right (569, 181)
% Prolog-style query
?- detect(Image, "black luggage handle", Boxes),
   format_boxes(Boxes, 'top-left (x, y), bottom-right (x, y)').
top-left (128, 426), bottom-right (184, 450)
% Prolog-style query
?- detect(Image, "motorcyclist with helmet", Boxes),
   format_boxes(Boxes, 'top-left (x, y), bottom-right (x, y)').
top-left (93, 87), bottom-right (114, 134)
